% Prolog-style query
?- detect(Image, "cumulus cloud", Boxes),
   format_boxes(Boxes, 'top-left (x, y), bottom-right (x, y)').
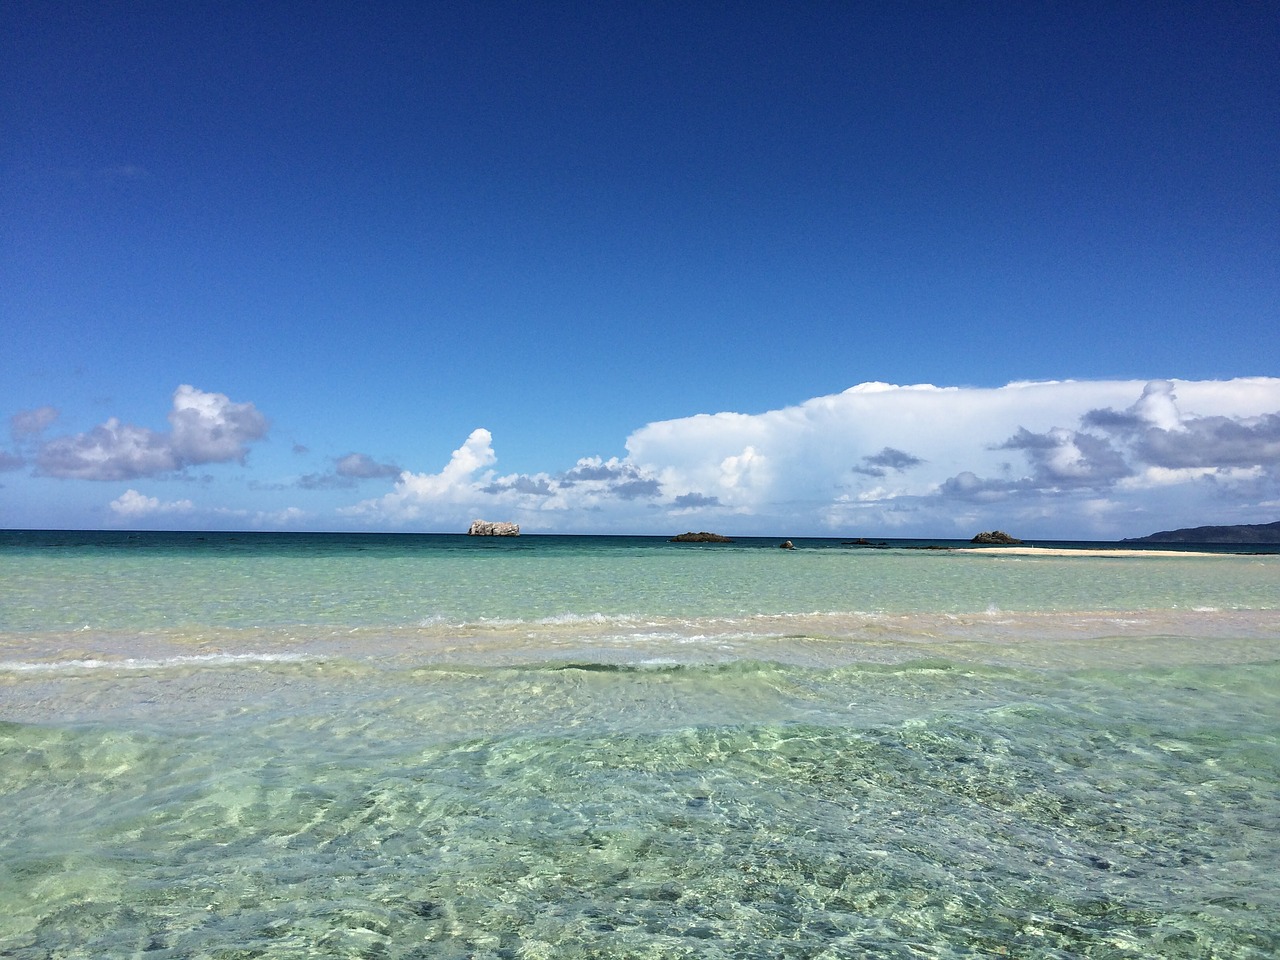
top-left (109, 489), bottom-right (195, 517)
top-left (341, 378), bottom-right (1280, 537)
top-left (342, 429), bottom-right (498, 523)
top-left (619, 378), bottom-right (1280, 533)
top-left (35, 386), bottom-right (268, 481)
top-left (167, 385), bottom-right (268, 463)
top-left (996, 426), bottom-right (1131, 488)
top-left (343, 433), bottom-right (669, 527)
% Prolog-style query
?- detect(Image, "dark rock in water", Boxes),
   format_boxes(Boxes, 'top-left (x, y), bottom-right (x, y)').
top-left (670, 531), bottom-right (734, 543)
top-left (971, 530), bottom-right (1022, 544)
top-left (1124, 520), bottom-right (1280, 544)
top-left (467, 520), bottom-right (520, 536)
top-left (779, 540), bottom-right (795, 549)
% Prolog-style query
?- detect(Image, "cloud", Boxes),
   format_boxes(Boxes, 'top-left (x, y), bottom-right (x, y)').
top-left (343, 434), bottom-right (669, 528)
top-left (1136, 414), bottom-right (1280, 469)
top-left (256, 506), bottom-right (307, 526)
top-left (622, 378), bottom-right (1280, 529)
top-left (340, 378), bottom-right (1280, 537)
top-left (1003, 381), bottom-right (1280, 480)
top-left (297, 452), bottom-right (403, 489)
top-left (483, 475), bottom-right (555, 497)
top-left (109, 489), bottom-right (195, 517)
top-left (938, 471), bottom-right (1018, 503)
top-left (335, 452), bottom-right (401, 479)
top-left (342, 428), bottom-right (498, 524)
top-left (996, 426), bottom-right (1131, 488)
top-left (853, 446), bottom-right (925, 477)
top-left (3, 405), bottom-right (60, 470)
top-left (671, 492), bottom-right (720, 508)
top-left (167, 385), bottom-right (269, 464)
top-left (557, 459), bottom-right (663, 499)
top-left (11, 406), bottom-right (59, 439)
top-left (35, 386), bottom-right (268, 481)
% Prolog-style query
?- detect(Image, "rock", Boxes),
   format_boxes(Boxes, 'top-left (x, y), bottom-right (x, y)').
top-left (970, 530), bottom-right (1022, 545)
top-left (842, 538), bottom-right (888, 548)
top-left (468, 520), bottom-right (520, 536)
top-left (780, 540), bottom-right (795, 550)
top-left (670, 531), bottom-right (734, 543)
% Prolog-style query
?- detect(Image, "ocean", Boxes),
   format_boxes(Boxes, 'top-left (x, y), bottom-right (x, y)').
top-left (1, 530), bottom-right (1278, 959)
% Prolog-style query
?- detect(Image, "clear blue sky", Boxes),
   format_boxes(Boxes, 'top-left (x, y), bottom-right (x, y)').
top-left (3, 2), bottom-right (1278, 536)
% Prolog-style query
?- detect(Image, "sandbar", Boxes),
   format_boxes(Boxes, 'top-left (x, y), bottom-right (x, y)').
top-left (962, 546), bottom-right (1240, 558)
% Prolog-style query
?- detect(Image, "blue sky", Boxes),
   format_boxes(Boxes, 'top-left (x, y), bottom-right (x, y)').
top-left (3, 2), bottom-right (1278, 537)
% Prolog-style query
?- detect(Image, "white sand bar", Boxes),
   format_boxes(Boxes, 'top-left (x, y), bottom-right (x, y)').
top-left (962, 546), bottom-right (1249, 558)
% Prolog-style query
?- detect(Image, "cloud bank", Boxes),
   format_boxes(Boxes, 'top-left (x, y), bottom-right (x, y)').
top-left (345, 378), bottom-right (1280, 537)
top-left (35, 386), bottom-right (268, 481)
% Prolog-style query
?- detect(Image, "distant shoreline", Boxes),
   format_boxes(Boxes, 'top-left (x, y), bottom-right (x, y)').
top-left (1, 529), bottom-right (1277, 557)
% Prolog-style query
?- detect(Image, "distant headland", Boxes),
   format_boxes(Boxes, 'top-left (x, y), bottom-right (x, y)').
top-left (1123, 520), bottom-right (1280, 544)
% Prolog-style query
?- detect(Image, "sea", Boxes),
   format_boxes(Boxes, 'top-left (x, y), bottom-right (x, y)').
top-left (1, 530), bottom-right (1278, 959)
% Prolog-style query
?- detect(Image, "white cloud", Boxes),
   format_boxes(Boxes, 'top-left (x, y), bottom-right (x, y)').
top-left (345, 377), bottom-right (1280, 538)
top-left (256, 506), bottom-right (307, 526)
top-left (36, 386), bottom-right (268, 480)
top-left (167, 385), bottom-right (268, 465)
top-left (109, 489), bottom-right (195, 517)
top-left (342, 428), bottom-right (498, 524)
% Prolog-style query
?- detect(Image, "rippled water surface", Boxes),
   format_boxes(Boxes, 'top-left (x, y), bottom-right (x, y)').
top-left (2, 532), bottom-right (1278, 958)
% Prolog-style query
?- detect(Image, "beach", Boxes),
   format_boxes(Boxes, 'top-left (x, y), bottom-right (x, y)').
top-left (2, 531), bottom-right (1278, 958)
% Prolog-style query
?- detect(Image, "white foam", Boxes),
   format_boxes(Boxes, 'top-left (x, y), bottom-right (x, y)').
top-left (0, 652), bottom-right (313, 674)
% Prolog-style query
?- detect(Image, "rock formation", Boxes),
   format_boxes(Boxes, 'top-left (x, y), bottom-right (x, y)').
top-left (670, 531), bottom-right (734, 543)
top-left (467, 520), bottom-right (520, 536)
top-left (970, 530), bottom-right (1022, 544)
top-left (780, 540), bottom-right (795, 550)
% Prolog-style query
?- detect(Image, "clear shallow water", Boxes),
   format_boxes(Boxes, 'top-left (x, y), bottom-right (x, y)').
top-left (1, 532), bottom-right (1278, 958)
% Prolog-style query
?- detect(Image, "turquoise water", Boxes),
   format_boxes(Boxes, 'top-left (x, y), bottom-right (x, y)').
top-left (2, 532), bottom-right (1278, 958)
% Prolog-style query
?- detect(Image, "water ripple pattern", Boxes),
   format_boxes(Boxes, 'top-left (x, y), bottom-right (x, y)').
top-left (1, 532), bottom-right (1277, 957)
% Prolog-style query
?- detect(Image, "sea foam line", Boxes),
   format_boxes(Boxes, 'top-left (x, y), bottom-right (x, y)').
top-left (0, 652), bottom-right (313, 674)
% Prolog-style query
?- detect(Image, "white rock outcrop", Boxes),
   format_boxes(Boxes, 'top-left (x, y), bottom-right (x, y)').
top-left (467, 520), bottom-right (520, 536)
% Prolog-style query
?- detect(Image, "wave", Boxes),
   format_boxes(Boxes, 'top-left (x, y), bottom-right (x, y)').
top-left (3, 607), bottom-right (1274, 680)
top-left (0, 652), bottom-right (314, 675)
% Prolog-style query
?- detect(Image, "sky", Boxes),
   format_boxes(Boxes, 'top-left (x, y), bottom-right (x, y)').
top-left (2, 1), bottom-right (1278, 538)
